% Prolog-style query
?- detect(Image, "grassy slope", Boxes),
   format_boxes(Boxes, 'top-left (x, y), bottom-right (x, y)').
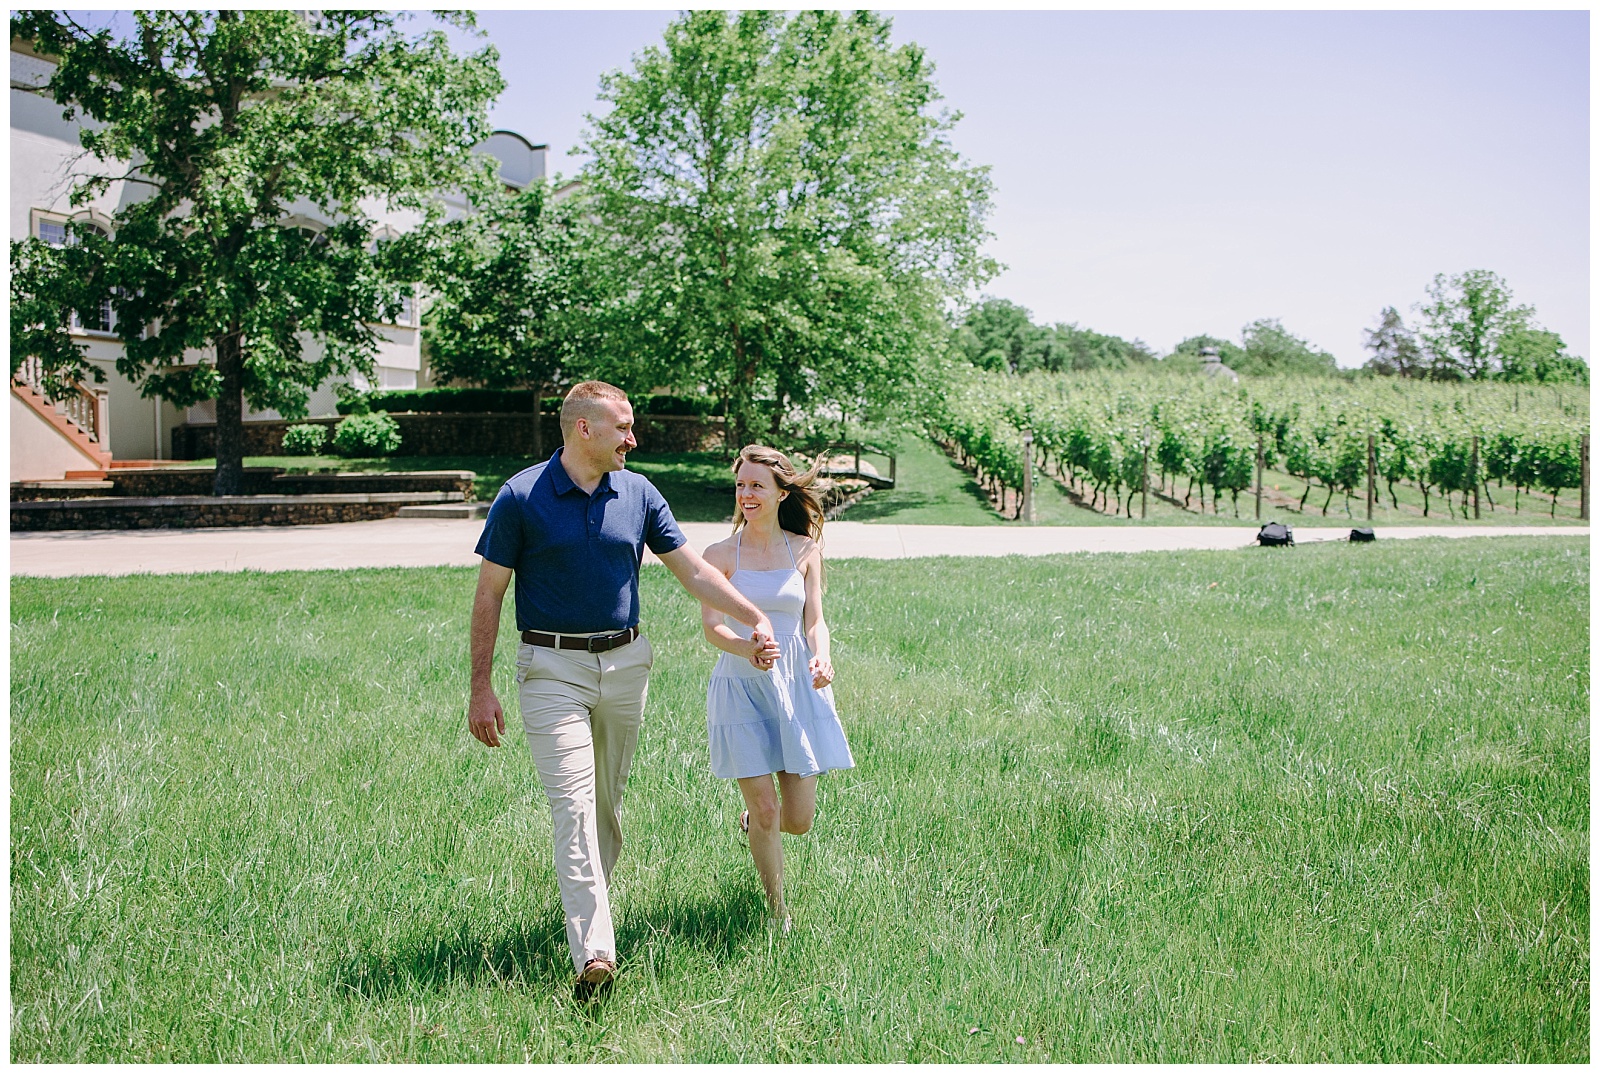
top-left (10, 538), bottom-right (1588, 1062)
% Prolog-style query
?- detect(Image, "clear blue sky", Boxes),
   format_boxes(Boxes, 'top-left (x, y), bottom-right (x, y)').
top-left (453, 7), bottom-right (1588, 367)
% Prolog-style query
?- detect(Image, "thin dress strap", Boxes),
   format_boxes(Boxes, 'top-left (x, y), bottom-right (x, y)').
top-left (782, 531), bottom-right (797, 570)
top-left (735, 527), bottom-right (742, 573)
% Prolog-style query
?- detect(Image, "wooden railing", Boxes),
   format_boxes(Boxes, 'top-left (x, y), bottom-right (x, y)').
top-left (818, 440), bottom-right (896, 489)
top-left (13, 355), bottom-right (109, 444)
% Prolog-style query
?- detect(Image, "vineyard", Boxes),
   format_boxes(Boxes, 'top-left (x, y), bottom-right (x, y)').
top-left (925, 367), bottom-right (1591, 522)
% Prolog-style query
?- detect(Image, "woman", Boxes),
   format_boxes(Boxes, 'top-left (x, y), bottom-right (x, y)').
top-left (699, 445), bottom-right (855, 933)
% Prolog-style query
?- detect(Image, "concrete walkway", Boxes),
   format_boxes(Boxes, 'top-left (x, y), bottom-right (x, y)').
top-left (9, 519), bottom-right (1587, 577)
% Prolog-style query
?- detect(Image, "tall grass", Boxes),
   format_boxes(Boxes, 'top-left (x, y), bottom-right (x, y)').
top-left (10, 538), bottom-right (1588, 1061)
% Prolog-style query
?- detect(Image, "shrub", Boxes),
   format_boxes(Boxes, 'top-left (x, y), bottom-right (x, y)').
top-left (281, 424), bottom-right (329, 456)
top-left (332, 412), bottom-right (402, 457)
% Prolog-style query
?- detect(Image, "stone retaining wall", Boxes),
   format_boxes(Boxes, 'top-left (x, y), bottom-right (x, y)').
top-left (173, 412), bottom-right (723, 459)
top-left (10, 482), bottom-right (114, 502)
top-left (11, 491), bottom-right (464, 531)
top-left (105, 468), bottom-right (474, 498)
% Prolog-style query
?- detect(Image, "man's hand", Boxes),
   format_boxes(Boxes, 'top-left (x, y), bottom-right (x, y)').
top-left (808, 655), bottom-right (834, 689)
top-left (468, 687), bottom-right (505, 748)
top-left (748, 628), bottom-right (781, 670)
top-left (469, 559), bottom-right (513, 749)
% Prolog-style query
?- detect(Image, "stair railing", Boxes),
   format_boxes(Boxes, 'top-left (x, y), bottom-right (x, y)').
top-left (12, 356), bottom-right (109, 444)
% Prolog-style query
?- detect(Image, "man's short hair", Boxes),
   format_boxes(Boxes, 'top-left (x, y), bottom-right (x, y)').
top-left (560, 380), bottom-right (630, 437)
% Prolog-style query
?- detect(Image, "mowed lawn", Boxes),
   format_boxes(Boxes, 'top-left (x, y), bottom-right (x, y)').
top-left (9, 538), bottom-right (1588, 1062)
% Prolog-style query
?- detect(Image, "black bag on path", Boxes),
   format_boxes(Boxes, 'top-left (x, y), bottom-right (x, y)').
top-left (1257, 522), bottom-right (1294, 546)
top-left (1349, 527), bottom-right (1375, 542)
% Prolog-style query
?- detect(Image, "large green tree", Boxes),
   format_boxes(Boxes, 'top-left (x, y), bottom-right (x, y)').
top-left (8, 10), bottom-right (502, 493)
top-left (419, 182), bottom-right (592, 460)
top-left (1415, 269), bottom-right (1533, 381)
top-left (577, 9), bottom-right (996, 445)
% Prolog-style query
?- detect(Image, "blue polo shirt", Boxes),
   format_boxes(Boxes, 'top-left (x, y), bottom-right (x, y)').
top-left (474, 449), bottom-right (688, 633)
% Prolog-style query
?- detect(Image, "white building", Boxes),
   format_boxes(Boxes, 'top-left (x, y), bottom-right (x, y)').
top-left (10, 40), bottom-right (545, 480)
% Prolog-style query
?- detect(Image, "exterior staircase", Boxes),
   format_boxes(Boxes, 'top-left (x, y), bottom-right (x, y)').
top-left (11, 355), bottom-right (113, 479)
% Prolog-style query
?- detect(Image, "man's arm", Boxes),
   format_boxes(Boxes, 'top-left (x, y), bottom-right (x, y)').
top-left (658, 544), bottom-right (779, 664)
top-left (468, 558), bottom-right (514, 748)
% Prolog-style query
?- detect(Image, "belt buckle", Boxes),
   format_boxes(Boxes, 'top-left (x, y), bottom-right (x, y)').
top-left (586, 632), bottom-right (612, 653)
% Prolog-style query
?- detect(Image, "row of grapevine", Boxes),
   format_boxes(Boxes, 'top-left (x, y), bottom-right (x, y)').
top-left (923, 368), bottom-right (1590, 520)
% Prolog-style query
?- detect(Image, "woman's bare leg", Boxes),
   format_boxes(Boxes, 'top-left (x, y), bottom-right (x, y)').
top-left (776, 771), bottom-right (818, 834)
top-left (737, 775), bottom-right (785, 918)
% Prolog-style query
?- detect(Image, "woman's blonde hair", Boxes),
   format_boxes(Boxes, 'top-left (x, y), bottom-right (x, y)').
top-left (732, 444), bottom-right (829, 541)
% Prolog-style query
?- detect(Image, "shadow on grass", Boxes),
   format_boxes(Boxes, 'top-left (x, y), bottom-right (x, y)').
top-left (327, 879), bottom-right (766, 1000)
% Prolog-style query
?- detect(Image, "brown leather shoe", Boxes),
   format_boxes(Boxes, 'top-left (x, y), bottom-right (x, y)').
top-left (574, 957), bottom-right (615, 1002)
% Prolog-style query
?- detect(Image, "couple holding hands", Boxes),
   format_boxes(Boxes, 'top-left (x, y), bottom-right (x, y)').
top-left (467, 381), bottom-right (853, 1001)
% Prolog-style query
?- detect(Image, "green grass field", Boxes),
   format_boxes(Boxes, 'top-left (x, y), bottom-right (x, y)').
top-left (10, 537), bottom-right (1588, 1061)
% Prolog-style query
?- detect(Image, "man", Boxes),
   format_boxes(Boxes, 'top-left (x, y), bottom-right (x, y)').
top-left (468, 380), bottom-right (778, 1002)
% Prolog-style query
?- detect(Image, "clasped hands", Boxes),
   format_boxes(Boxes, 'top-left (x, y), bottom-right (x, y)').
top-left (747, 628), bottom-right (780, 670)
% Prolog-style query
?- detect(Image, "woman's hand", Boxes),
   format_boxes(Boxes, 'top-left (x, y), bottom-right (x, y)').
top-left (808, 655), bottom-right (834, 689)
top-left (748, 630), bottom-right (780, 670)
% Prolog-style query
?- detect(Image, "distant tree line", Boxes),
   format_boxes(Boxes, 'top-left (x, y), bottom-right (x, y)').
top-left (1363, 270), bottom-right (1587, 385)
top-left (950, 299), bottom-right (1158, 374)
top-left (952, 269), bottom-right (1588, 387)
top-left (951, 300), bottom-right (1338, 378)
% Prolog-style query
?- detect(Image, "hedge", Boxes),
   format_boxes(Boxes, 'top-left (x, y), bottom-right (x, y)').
top-left (338, 388), bottom-right (722, 417)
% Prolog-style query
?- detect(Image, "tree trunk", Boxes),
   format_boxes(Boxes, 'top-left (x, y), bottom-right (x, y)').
top-left (532, 382), bottom-right (545, 461)
top-left (212, 331), bottom-right (246, 496)
top-left (1321, 485), bottom-right (1334, 515)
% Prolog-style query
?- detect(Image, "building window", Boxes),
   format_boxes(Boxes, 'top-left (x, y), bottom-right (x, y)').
top-left (37, 218), bottom-right (67, 246)
top-left (379, 366), bottom-right (416, 391)
top-left (35, 214), bottom-right (115, 334)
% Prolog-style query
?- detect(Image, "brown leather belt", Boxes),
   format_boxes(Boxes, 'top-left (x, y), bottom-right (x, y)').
top-left (521, 627), bottom-right (639, 653)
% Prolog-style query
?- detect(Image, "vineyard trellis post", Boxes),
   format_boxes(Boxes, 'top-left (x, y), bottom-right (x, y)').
top-left (1582, 434), bottom-right (1590, 521)
top-left (1141, 433), bottom-right (1150, 520)
top-left (1255, 435), bottom-right (1264, 520)
top-left (1366, 434), bottom-right (1375, 521)
top-left (1022, 431), bottom-right (1035, 524)
top-left (1471, 435), bottom-right (1480, 520)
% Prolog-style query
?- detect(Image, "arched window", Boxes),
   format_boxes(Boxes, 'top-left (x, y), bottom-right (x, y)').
top-left (38, 215), bottom-right (116, 335)
top-left (75, 222), bottom-right (114, 333)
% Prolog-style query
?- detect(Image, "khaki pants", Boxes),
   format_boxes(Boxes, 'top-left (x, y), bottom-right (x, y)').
top-left (515, 633), bottom-right (653, 975)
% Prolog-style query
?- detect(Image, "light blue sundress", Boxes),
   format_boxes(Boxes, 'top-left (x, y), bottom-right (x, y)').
top-left (706, 530), bottom-right (855, 780)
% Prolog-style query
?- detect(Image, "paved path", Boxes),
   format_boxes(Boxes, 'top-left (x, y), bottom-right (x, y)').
top-left (9, 519), bottom-right (1586, 577)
